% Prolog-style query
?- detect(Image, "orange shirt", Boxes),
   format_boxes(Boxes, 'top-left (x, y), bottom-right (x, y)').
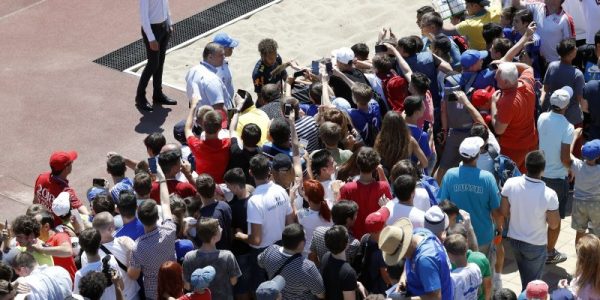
top-left (496, 68), bottom-right (538, 150)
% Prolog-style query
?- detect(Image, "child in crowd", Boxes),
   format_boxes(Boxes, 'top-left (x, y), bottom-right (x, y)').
top-left (178, 266), bottom-right (216, 300)
top-left (445, 234), bottom-right (483, 300)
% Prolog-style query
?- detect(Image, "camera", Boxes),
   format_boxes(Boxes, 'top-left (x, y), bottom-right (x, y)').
top-left (102, 255), bottom-right (115, 287)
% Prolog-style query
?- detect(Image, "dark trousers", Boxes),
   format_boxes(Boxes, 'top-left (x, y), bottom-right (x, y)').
top-left (136, 22), bottom-right (170, 99)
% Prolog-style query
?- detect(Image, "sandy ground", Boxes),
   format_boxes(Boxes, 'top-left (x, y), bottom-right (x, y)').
top-left (138, 0), bottom-right (431, 96)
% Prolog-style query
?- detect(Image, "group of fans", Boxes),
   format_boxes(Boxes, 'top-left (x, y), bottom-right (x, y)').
top-left (2, 0), bottom-right (600, 299)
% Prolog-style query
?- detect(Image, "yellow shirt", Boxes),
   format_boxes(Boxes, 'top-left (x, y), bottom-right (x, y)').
top-left (456, 7), bottom-right (501, 50)
top-left (17, 246), bottom-right (54, 266)
top-left (236, 106), bottom-right (270, 146)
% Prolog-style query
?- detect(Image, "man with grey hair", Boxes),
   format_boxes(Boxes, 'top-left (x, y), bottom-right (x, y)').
top-left (490, 61), bottom-right (538, 173)
top-left (82, 212), bottom-right (140, 300)
top-left (186, 42), bottom-right (233, 128)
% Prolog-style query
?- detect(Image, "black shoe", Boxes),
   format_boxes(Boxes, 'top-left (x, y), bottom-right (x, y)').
top-left (153, 94), bottom-right (177, 105)
top-left (135, 96), bottom-right (154, 112)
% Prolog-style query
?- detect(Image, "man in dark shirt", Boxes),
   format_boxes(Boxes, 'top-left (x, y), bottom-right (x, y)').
top-left (320, 225), bottom-right (358, 300)
top-left (252, 38), bottom-right (288, 100)
top-left (196, 174), bottom-right (232, 250)
top-left (328, 47), bottom-right (372, 105)
top-left (223, 168), bottom-right (253, 299)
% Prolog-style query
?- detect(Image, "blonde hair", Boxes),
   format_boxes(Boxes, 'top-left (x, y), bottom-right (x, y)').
top-left (574, 234), bottom-right (600, 294)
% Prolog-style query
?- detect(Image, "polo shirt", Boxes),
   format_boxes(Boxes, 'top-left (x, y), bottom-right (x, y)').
top-left (235, 105), bottom-right (270, 145)
top-left (501, 176), bottom-right (559, 245)
top-left (438, 165), bottom-right (500, 246)
top-left (537, 112), bottom-right (574, 179)
top-left (131, 219), bottom-right (177, 299)
top-left (187, 136), bottom-right (231, 183)
top-left (246, 182), bottom-right (292, 249)
top-left (115, 218), bottom-right (145, 241)
top-left (496, 68), bottom-right (538, 151)
top-left (405, 228), bottom-right (453, 300)
top-left (340, 180), bottom-right (392, 239)
top-left (252, 55), bottom-right (287, 94)
top-left (527, 2), bottom-right (575, 62)
top-left (34, 172), bottom-right (83, 225)
top-left (186, 61), bottom-right (232, 108)
top-left (456, 7), bottom-right (502, 50)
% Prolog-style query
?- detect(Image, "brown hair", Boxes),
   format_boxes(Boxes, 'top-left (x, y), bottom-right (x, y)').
top-left (319, 121), bottom-right (342, 147)
top-left (574, 234), bottom-right (600, 294)
top-left (351, 83), bottom-right (373, 105)
top-left (374, 111), bottom-right (411, 169)
top-left (322, 108), bottom-right (350, 138)
top-left (303, 180), bottom-right (331, 222)
top-left (197, 218), bottom-right (220, 244)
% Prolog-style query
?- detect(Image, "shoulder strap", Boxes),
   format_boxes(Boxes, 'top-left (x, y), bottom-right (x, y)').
top-left (272, 253), bottom-right (301, 278)
top-left (99, 245), bottom-right (127, 272)
top-left (464, 71), bottom-right (478, 93)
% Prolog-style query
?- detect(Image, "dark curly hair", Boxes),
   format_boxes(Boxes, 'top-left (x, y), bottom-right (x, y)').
top-left (12, 215), bottom-right (40, 237)
top-left (78, 271), bottom-right (107, 300)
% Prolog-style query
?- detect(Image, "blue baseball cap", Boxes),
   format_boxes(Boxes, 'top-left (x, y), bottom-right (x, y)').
top-left (582, 139), bottom-right (600, 160)
top-left (256, 275), bottom-right (286, 300)
top-left (87, 187), bottom-right (107, 202)
top-left (460, 50), bottom-right (488, 69)
top-left (190, 266), bottom-right (216, 291)
top-left (213, 33), bottom-right (239, 48)
top-left (550, 288), bottom-right (575, 300)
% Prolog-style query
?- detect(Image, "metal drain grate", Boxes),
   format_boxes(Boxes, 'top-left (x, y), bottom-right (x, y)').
top-left (93, 0), bottom-right (278, 71)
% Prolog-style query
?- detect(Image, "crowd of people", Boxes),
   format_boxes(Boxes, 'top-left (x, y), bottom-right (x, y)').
top-left (2, 0), bottom-right (600, 299)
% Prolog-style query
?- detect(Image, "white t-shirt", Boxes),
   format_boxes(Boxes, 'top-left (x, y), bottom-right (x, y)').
top-left (297, 208), bottom-right (333, 256)
top-left (80, 237), bottom-right (140, 300)
top-left (74, 258), bottom-right (120, 300)
top-left (537, 112), bottom-right (574, 179)
top-left (502, 175), bottom-right (559, 245)
top-left (562, 0), bottom-right (587, 40)
top-left (451, 263), bottom-right (483, 300)
top-left (579, 0), bottom-right (600, 44)
top-left (247, 181), bottom-right (293, 249)
top-left (18, 265), bottom-right (72, 300)
top-left (528, 3), bottom-right (575, 62)
top-left (385, 199), bottom-right (425, 229)
top-left (413, 187), bottom-right (432, 212)
top-left (320, 180), bottom-right (335, 209)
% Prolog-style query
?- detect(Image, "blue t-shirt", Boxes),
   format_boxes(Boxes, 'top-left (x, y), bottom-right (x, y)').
top-left (348, 100), bottom-right (381, 146)
top-left (405, 228), bottom-right (453, 300)
top-left (438, 165), bottom-right (501, 246)
top-left (115, 218), bottom-right (145, 241)
top-left (300, 103), bottom-right (319, 117)
top-left (584, 80), bottom-right (600, 139)
top-left (110, 177), bottom-right (134, 203)
top-left (459, 69), bottom-right (496, 90)
top-left (408, 124), bottom-right (432, 160)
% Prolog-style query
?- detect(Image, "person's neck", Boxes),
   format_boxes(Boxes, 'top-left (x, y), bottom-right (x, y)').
top-left (317, 172), bottom-right (331, 182)
top-left (112, 175), bottom-right (124, 184)
top-left (205, 133), bottom-right (219, 140)
top-left (199, 243), bottom-right (217, 252)
top-left (358, 172), bottom-right (375, 184)
top-left (87, 253), bottom-right (101, 263)
top-left (405, 235), bottom-right (424, 259)
top-left (255, 178), bottom-right (269, 186)
top-left (369, 232), bottom-right (381, 243)
top-left (243, 145), bottom-right (258, 152)
top-left (357, 104), bottom-right (369, 112)
top-left (200, 197), bottom-right (217, 207)
top-left (399, 199), bottom-right (414, 206)
top-left (560, 58), bottom-right (572, 65)
top-left (234, 189), bottom-right (249, 199)
top-left (453, 257), bottom-right (468, 268)
top-left (325, 144), bottom-right (338, 151)
top-left (275, 142), bottom-right (291, 149)
top-left (547, 4), bottom-right (560, 14)
top-left (282, 247), bottom-right (299, 255)
top-left (308, 201), bottom-right (321, 211)
top-left (405, 114), bottom-right (419, 125)
top-left (526, 173), bottom-right (542, 179)
top-left (165, 172), bottom-right (177, 180)
top-left (464, 160), bottom-right (478, 167)
top-left (332, 252), bottom-right (346, 261)
top-left (121, 215), bottom-right (136, 225)
top-left (100, 234), bottom-right (114, 244)
top-left (39, 230), bottom-right (51, 242)
top-left (144, 224), bottom-right (157, 234)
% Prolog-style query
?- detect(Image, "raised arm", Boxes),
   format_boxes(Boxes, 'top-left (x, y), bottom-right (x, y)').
top-left (384, 42), bottom-right (413, 81)
top-left (454, 90), bottom-right (486, 125)
top-left (185, 97), bottom-right (200, 139)
top-left (502, 23), bottom-right (536, 62)
top-left (321, 69), bottom-right (332, 106)
top-left (155, 159), bottom-right (172, 220)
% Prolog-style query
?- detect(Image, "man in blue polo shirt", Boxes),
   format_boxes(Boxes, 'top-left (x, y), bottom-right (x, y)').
top-left (213, 32), bottom-right (239, 100)
top-left (438, 137), bottom-right (501, 265)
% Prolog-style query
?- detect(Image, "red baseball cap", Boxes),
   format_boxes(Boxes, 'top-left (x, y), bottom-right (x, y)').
top-left (526, 280), bottom-right (549, 299)
top-left (471, 86), bottom-right (495, 108)
top-left (49, 151), bottom-right (78, 171)
top-left (365, 206), bottom-right (390, 233)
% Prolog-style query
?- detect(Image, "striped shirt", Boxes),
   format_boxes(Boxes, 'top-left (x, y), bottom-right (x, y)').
top-left (295, 116), bottom-right (320, 153)
top-left (258, 245), bottom-right (325, 300)
top-left (309, 226), bottom-right (360, 263)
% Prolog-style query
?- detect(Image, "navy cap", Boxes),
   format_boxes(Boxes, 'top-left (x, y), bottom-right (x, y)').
top-left (213, 33), bottom-right (239, 48)
top-left (272, 153), bottom-right (292, 171)
top-left (173, 120), bottom-right (186, 145)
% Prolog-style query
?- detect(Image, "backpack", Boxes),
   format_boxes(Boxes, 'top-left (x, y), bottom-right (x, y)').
top-left (487, 144), bottom-right (521, 188)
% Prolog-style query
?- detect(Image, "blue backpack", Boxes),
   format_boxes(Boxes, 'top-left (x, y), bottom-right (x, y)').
top-left (487, 144), bottom-right (521, 188)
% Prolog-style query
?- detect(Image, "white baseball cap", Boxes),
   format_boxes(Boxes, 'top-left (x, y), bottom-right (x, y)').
top-left (52, 192), bottom-right (71, 217)
top-left (459, 136), bottom-right (485, 159)
top-left (550, 86), bottom-right (573, 109)
top-left (332, 47), bottom-right (355, 64)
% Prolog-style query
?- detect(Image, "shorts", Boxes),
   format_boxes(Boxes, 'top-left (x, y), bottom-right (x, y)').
top-left (542, 177), bottom-right (569, 219)
top-left (247, 247), bottom-right (268, 292)
top-left (439, 130), bottom-right (469, 170)
top-left (233, 253), bottom-right (254, 294)
top-left (571, 199), bottom-right (600, 232)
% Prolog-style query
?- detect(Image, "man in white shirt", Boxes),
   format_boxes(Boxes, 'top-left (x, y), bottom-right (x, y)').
top-left (212, 33), bottom-right (239, 100)
top-left (82, 212), bottom-right (140, 300)
top-left (445, 234), bottom-right (483, 300)
top-left (234, 154), bottom-right (294, 292)
top-left (500, 150), bottom-right (561, 290)
top-left (386, 175), bottom-right (426, 229)
top-left (136, 0), bottom-right (177, 111)
top-left (186, 42), bottom-right (232, 128)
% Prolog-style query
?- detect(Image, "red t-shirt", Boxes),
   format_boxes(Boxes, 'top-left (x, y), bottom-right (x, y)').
top-left (340, 180), bottom-right (392, 239)
top-left (34, 172), bottom-right (83, 225)
top-left (150, 179), bottom-right (197, 202)
top-left (187, 136), bottom-right (231, 183)
top-left (178, 289), bottom-right (212, 300)
top-left (496, 68), bottom-right (538, 150)
top-left (46, 231), bottom-right (77, 281)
